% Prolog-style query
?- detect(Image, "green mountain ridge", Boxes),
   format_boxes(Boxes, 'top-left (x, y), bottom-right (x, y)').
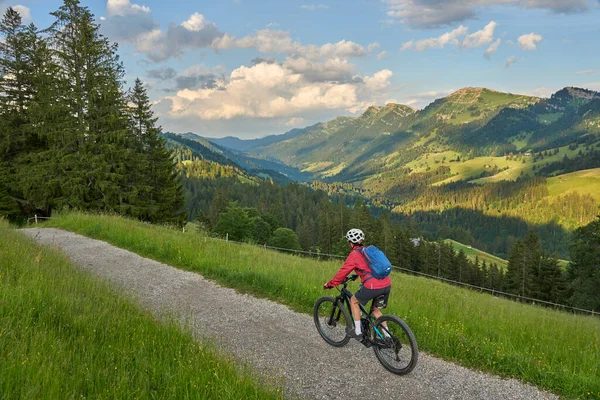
top-left (161, 132), bottom-right (298, 185)
top-left (235, 86), bottom-right (599, 185)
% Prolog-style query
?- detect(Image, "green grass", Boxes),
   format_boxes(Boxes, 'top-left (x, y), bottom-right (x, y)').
top-left (43, 212), bottom-right (600, 399)
top-left (510, 132), bottom-right (533, 151)
top-left (471, 143), bottom-right (586, 185)
top-left (546, 168), bottom-right (600, 200)
top-left (444, 239), bottom-right (508, 270)
top-left (0, 219), bottom-right (282, 400)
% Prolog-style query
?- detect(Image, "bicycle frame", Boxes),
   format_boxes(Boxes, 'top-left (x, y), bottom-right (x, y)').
top-left (332, 275), bottom-right (387, 343)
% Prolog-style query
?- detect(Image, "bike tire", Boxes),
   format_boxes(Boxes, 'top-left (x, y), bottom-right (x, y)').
top-left (372, 314), bottom-right (418, 375)
top-left (313, 296), bottom-right (352, 347)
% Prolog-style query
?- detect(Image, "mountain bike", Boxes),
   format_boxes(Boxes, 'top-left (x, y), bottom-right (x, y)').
top-left (313, 274), bottom-right (418, 375)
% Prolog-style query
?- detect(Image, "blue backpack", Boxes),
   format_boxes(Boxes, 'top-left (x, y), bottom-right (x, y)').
top-left (358, 245), bottom-right (392, 279)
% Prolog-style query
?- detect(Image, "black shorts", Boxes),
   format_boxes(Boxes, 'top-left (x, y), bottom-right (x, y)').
top-left (355, 285), bottom-right (391, 308)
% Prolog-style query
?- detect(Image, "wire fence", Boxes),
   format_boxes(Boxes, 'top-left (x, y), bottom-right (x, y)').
top-left (27, 215), bottom-right (597, 316)
top-left (210, 233), bottom-right (598, 317)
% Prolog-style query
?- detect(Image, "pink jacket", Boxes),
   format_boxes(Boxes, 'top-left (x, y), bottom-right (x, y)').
top-left (327, 245), bottom-right (391, 289)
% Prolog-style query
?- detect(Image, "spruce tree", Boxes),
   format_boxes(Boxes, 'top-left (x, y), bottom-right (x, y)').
top-left (567, 216), bottom-right (600, 311)
top-left (128, 78), bottom-right (185, 225)
top-left (0, 7), bottom-right (37, 217)
top-left (47, 0), bottom-right (132, 212)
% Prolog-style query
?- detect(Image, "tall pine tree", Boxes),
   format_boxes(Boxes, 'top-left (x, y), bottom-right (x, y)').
top-left (47, 0), bottom-right (132, 212)
top-left (0, 8), bottom-right (39, 217)
top-left (128, 78), bottom-right (185, 225)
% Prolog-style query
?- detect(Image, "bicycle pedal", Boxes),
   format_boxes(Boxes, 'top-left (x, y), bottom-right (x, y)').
top-left (360, 337), bottom-right (372, 348)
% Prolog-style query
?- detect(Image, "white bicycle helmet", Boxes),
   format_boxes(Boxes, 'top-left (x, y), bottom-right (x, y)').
top-left (345, 228), bottom-right (365, 244)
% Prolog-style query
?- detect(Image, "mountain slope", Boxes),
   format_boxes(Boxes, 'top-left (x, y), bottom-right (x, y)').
top-left (255, 103), bottom-right (417, 179)
top-left (244, 87), bottom-right (599, 186)
top-left (162, 132), bottom-right (295, 185)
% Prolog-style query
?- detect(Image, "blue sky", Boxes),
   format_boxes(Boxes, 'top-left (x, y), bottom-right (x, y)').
top-left (3, 0), bottom-right (600, 138)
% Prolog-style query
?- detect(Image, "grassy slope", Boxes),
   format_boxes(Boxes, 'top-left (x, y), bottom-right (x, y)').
top-left (546, 168), bottom-right (600, 200)
top-left (0, 220), bottom-right (281, 399)
top-left (446, 239), bottom-right (569, 271)
top-left (444, 239), bottom-right (508, 270)
top-left (45, 213), bottom-right (600, 399)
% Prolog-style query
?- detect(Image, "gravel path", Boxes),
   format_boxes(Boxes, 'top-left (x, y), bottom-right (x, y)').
top-left (22, 228), bottom-right (558, 400)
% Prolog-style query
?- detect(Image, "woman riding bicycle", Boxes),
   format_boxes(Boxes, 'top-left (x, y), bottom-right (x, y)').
top-left (323, 228), bottom-right (391, 341)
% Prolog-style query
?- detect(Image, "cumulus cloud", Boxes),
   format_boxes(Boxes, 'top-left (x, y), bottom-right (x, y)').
top-left (462, 21), bottom-right (497, 49)
top-left (402, 21), bottom-right (498, 53)
top-left (367, 42), bottom-right (380, 52)
top-left (383, 0), bottom-right (591, 28)
top-left (517, 33), bottom-right (543, 50)
top-left (401, 25), bottom-right (468, 51)
top-left (101, 0), bottom-right (157, 42)
top-left (236, 29), bottom-right (366, 60)
top-left (101, 1), bottom-right (227, 62)
top-left (505, 55), bottom-right (518, 68)
top-left (484, 38), bottom-right (501, 59)
top-left (100, 2), bottom-right (370, 64)
top-left (377, 50), bottom-right (388, 60)
top-left (160, 61), bottom-right (392, 122)
top-left (135, 18), bottom-right (224, 62)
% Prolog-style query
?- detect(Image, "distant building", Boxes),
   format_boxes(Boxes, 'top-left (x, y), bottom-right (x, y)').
top-left (410, 237), bottom-right (421, 247)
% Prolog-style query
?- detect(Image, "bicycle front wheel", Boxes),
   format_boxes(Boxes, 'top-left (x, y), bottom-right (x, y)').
top-left (372, 315), bottom-right (418, 375)
top-left (313, 296), bottom-right (351, 347)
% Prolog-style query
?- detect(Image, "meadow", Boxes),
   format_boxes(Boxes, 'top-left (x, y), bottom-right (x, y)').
top-left (0, 219), bottom-right (282, 399)
top-left (444, 239), bottom-right (508, 270)
top-left (44, 212), bottom-right (600, 399)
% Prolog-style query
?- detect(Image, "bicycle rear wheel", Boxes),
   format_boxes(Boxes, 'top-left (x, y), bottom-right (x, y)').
top-left (313, 296), bottom-right (351, 347)
top-left (372, 315), bottom-right (418, 375)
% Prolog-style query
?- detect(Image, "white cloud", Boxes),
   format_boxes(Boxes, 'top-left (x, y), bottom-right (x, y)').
top-left (517, 32), bottom-right (543, 50)
top-left (236, 29), bottom-right (366, 60)
top-left (505, 55), bottom-right (518, 68)
top-left (211, 33), bottom-right (237, 50)
top-left (401, 25), bottom-right (468, 51)
top-left (12, 5), bottom-right (30, 22)
top-left (377, 50), bottom-right (388, 60)
top-left (181, 12), bottom-right (210, 32)
top-left (107, 0), bottom-right (150, 16)
top-left (484, 38), bottom-right (501, 59)
top-left (161, 61), bottom-right (392, 122)
top-left (367, 42), bottom-right (380, 52)
top-left (576, 69), bottom-right (600, 75)
top-left (100, 4), bottom-right (370, 63)
top-left (383, 0), bottom-right (590, 28)
top-left (400, 41), bottom-right (414, 51)
top-left (462, 21), bottom-right (497, 49)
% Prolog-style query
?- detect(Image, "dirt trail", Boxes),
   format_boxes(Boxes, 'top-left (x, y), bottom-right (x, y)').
top-left (23, 228), bottom-right (557, 400)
